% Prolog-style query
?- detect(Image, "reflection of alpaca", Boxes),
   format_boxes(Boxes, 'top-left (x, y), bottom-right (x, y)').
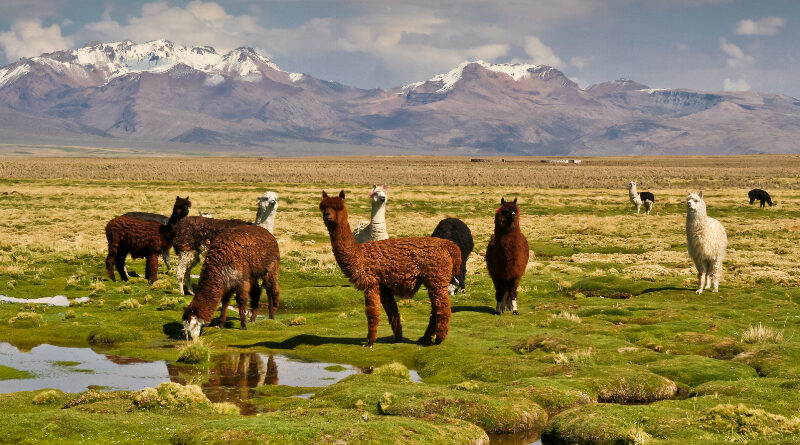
top-left (182, 224), bottom-right (280, 340)
top-left (431, 218), bottom-right (474, 295)
top-left (353, 185), bottom-right (389, 243)
top-left (628, 181), bottom-right (654, 215)
top-left (486, 198), bottom-right (529, 315)
top-left (320, 190), bottom-right (460, 346)
top-left (686, 191), bottom-right (727, 293)
top-left (105, 197), bottom-right (191, 283)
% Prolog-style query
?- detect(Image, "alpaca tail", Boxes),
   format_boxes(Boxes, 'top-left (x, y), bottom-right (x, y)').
top-left (446, 241), bottom-right (462, 279)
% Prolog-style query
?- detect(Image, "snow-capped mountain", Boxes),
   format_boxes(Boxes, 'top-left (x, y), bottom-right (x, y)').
top-left (1, 41), bottom-right (799, 155)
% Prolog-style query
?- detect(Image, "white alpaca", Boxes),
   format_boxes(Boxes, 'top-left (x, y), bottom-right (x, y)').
top-left (352, 185), bottom-right (389, 243)
top-left (175, 191), bottom-right (278, 295)
top-left (686, 191), bottom-right (727, 294)
top-left (628, 181), bottom-right (654, 215)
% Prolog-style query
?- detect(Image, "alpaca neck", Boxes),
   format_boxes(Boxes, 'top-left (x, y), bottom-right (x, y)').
top-left (326, 217), bottom-right (365, 281)
top-left (370, 201), bottom-right (387, 233)
top-left (495, 221), bottom-right (520, 237)
top-left (628, 188), bottom-right (638, 200)
top-left (255, 206), bottom-right (276, 233)
top-left (687, 209), bottom-right (707, 228)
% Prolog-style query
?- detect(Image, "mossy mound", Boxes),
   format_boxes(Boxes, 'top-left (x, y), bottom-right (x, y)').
top-left (703, 403), bottom-right (800, 436)
top-left (570, 276), bottom-right (653, 299)
top-left (646, 354), bottom-right (758, 387)
top-left (177, 342), bottom-right (210, 364)
top-left (32, 390), bottom-right (63, 405)
top-left (372, 362), bottom-right (411, 380)
top-left (86, 325), bottom-right (142, 346)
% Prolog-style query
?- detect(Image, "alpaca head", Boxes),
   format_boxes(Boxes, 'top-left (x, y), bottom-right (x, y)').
top-left (686, 190), bottom-right (707, 217)
top-left (173, 196), bottom-right (192, 219)
top-left (320, 190), bottom-right (348, 226)
top-left (182, 306), bottom-right (204, 340)
top-left (495, 197), bottom-right (520, 228)
top-left (369, 185), bottom-right (388, 206)
top-left (257, 191), bottom-right (279, 212)
top-left (628, 181), bottom-right (637, 191)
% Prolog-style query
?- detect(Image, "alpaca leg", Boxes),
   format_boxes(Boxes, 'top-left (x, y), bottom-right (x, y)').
top-left (492, 278), bottom-right (504, 315)
top-left (431, 286), bottom-right (451, 345)
top-left (712, 259), bottom-right (723, 292)
top-left (696, 269), bottom-right (706, 294)
top-left (263, 263), bottom-right (280, 320)
top-left (510, 278), bottom-right (521, 315)
top-left (379, 287), bottom-right (403, 342)
top-left (218, 293), bottom-right (232, 328)
top-left (177, 251), bottom-right (200, 296)
top-left (115, 249), bottom-right (129, 282)
top-left (105, 252), bottom-right (117, 282)
top-left (145, 254), bottom-right (159, 284)
top-left (162, 251), bottom-right (171, 272)
top-left (236, 281), bottom-right (250, 330)
top-left (364, 287), bottom-right (381, 347)
top-left (704, 260), bottom-right (714, 289)
top-left (248, 278), bottom-right (261, 322)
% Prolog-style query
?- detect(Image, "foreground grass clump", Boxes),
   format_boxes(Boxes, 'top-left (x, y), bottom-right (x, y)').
top-left (177, 340), bottom-right (211, 364)
top-left (86, 325), bottom-right (142, 346)
top-left (742, 322), bottom-right (784, 344)
top-left (117, 298), bottom-right (140, 310)
top-left (8, 311), bottom-right (43, 328)
top-left (372, 362), bottom-right (411, 380)
top-left (32, 390), bottom-right (62, 405)
top-left (132, 382), bottom-right (210, 410)
top-left (158, 295), bottom-right (186, 311)
top-left (703, 403), bottom-right (800, 436)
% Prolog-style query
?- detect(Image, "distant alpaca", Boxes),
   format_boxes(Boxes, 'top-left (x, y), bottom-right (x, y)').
top-left (686, 190), bottom-right (727, 294)
top-left (320, 190), bottom-right (460, 346)
top-left (431, 218), bottom-right (474, 295)
top-left (628, 181), bottom-right (655, 215)
top-left (486, 198), bottom-right (530, 315)
top-left (353, 185), bottom-right (389, 243)
top-left (748, 189), bottom-right (774, 207)
top-left (183, 224), bottom-right (280, 339)
top-left (123, 212), bottom-right (172, 272)
top-left (174, 191), bottom-right (279, 296)
top-left (105, 197), bottom-right (191, 283)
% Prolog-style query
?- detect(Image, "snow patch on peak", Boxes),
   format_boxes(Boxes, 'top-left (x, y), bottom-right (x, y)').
top-left (289, 72), bottom-right (305, 83)
top-left (0, 64), bottom-right (31, 88)
top-left (408, 60), bottom-right (549, 93)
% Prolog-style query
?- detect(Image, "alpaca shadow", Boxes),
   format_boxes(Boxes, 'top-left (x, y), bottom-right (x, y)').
top-left (236, 334), bottom-right (414, 350)
top-left (162, 322), bottom-right (186, 340)
top-left (452, 305), bottom-right (496, 314)
top-left (640, 287), bottom-right (692, 295)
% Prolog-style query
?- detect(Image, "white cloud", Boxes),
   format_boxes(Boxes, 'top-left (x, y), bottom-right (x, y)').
top-left (736, 17), bottom-right (785, 36)
top-left (719, 37), bottom-right (754, 68)
top-left (0, 18), bottom-right (73, 61)
top-left (523, 36), bottom-right (563, 68)
top-left (677, 43), bottom-right (688, 50)
top-left (569, 56), bottom-right (589, 70)
top-left (723, 78), bottom-right (750, 91)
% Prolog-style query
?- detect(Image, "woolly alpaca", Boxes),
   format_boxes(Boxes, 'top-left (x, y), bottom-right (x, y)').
top-left (105, 196), bottom-right (191, 283)
top-left (628, 181), bottom-right (655, 215)
top-left (123, 212), bottom-right (172, 272)
top-left (486, 198), bottom-right (530, 315)
top-left (182, 224), bottom-right (280, 339)
top-left (431, 218), bottom-right (474, 295)
top-left (686, 190), bottom-right (727, 294)
top-left (352, 185), bottom-right (389, 243)
top-left (748, 189), bottom-right (774, 207)
top-left (174, 191), bottom-right (279, 296)
top-left (320, 190), bottom-right (460, 346)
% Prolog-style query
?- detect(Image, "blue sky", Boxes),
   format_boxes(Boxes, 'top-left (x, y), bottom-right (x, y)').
top-left (0, 0), bottom-right (798, 98)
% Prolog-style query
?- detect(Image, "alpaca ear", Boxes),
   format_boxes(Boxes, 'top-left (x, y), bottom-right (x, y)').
top-left (501, 197), bottom-right (505, 204)
top-left (382, 185), bottom-right (388, 191)
top-left (513, 197), bottom-right (517, 204)
top-left (699, 190), bottom-right (704, 198)
top-left (339, 190), bottom-right (346, 199)
top-left (322, 191), bottom-right (328, 198)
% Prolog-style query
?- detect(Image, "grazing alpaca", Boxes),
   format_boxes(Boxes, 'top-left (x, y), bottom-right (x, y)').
top-left (748, 189), bottom-right (774, 207)
top-left (628, 181), bottom-right (655, 215)
top-left (320, 190), bottom-right (460, 346)
top-left (431, 218), bottom-right (474, 295)
top-left (686, 190), bottom-right (727, 294)
top-left (123, 212), bottom-right (172, 272)
top-left (352, 185), bottom-right (389, 243)
top-left (182, 224), bottom-right (280, 339)
top-left (486, 198), bottom-right (530, 315)
top-left (174, 191), bottom-right (279, 296)
top-left (105, 197), bottom-right (191, 283)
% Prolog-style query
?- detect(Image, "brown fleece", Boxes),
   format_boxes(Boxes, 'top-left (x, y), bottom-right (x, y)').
top-left (105, 196), bottom-right (191, 283)
top-left (320, 190), bottom-right (460, 346)
top-left (172, 216), bottom-right (250, 252)
top-left (486, 197), bottom-right (530, 314)
top-left (183, 224), bottom-right (280, 330)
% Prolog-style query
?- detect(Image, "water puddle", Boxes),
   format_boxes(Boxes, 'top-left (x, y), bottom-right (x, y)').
top-left (488, 431), bottom-right (542, 445)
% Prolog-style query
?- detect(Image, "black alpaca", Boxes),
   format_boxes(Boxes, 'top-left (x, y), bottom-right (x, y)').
top-left (639, 191), bottom-right (655, 203)
top-left (431, 218), bottom-right (474, 294)
top-left (748, 189), bottom-right (774, 207)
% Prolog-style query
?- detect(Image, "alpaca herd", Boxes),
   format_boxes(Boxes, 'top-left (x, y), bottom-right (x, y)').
top-left (101, 181), bottom-right (764, 345)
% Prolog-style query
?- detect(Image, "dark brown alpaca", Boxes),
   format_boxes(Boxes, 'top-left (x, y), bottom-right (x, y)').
top-left (182, 224), bottom-right (280, 340)
top-left (319, 190), bottom-right (461, 347)
top-left (105, 196), bottom-right (191, 283)
top-left (486, 197), bottom-right (529, 315)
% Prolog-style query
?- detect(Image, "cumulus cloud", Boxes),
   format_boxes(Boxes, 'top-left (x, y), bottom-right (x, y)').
top-left (723, 78), bottom-right (750, 91)
top-left (719, 37), bottom-right (754, 67)
top-left (736, 17), bottom-right (785, 36)
top-left (0, 18), bottom-right (73, 61)
top-left (523, 36), bottom-right (564, 68)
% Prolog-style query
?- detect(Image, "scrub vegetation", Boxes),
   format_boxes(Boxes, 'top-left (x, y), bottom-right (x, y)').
top-left (0, 155), bottom-right (799, 444)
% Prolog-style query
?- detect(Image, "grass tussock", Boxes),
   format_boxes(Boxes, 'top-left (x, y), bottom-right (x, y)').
top-left (177, 339), bottom-right (211, 365)
top-left (741, 322), bottom-right (784, 344)
top-left (132, 382), bottom-right (209, 410)
top-left (553, 348), bottom-right (595, 364)
top-left (117, 298), bottom-right (140, 310)
top-left (551, 311), bottom-right (582, 323)
top-left (158, 295), bottom-right (186, 311)
top-left (8, 311), bottom-right (43, 328)
top-left (32, 390), bottom-right (62, 405)
top-left (372, 362), bottom-right (411, 380)
top-left (703, 403), bottom-right (800, 435)
top-left (212, 402), bottom-right (240, 415)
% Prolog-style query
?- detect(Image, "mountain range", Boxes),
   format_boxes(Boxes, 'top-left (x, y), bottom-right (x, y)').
top-left (1, 39), bottom-right (798, 156)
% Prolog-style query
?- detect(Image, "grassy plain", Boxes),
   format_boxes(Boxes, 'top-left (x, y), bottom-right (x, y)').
top-left (0, 155), bottom-right (799, 444)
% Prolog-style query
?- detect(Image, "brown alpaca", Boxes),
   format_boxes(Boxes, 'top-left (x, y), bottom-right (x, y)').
top-left (486, 197), bottom-right (529, 315)
top-left (105, 196), bottom-right (191, 283)
top-left (182, 224), bottom-right (280, 340)
top-left (319, 190), bottom-right (461, 346)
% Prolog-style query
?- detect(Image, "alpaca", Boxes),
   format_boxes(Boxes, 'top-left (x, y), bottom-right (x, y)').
top-left (686, 190), bottom-right (727, 294)
top-left (486, 198), bottom-right (530, 315)
top-left (174, 191), bottom-right (279, 296)
top-left (123, 212), bottom-right (172, 272)
top-left (352, 185), bottom-right (389, 243)
top-left (320, 190), bottom-right (460, 346)
top-left (748, 189), bottom-right (774, 207)
top-left (628, 181), bottom-right (655, 215)
top-left (182, 224), bottom-right (280, 339)
top-left (105, 197), bottom-right (191, 283)
top-left (431, 218), bottom-right (474, 295)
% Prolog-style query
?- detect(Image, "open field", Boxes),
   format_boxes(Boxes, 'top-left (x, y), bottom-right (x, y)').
top-left (1, 155), bottom-right (800, 444)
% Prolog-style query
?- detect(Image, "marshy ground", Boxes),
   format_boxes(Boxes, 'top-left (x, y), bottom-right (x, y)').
top-left (0, 155), bottom-right (799, 444)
